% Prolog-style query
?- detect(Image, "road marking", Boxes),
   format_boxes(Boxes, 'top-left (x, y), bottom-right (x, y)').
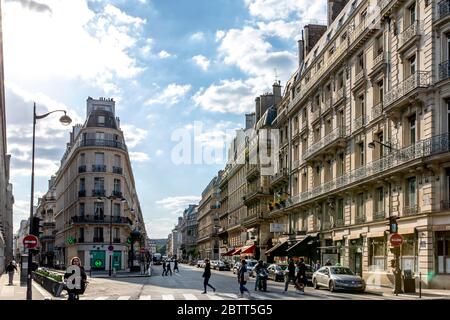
top-left (117, 296), bottom-right (131, 300)
top-left (94, 296), bottom-right (109, 300)
top-left (207, 294), bottom-right (224, 300)
top-left (250, 293), bottom-right (267, 300)
top-left (183, 294), bottom-right (198, 300)
top-left (162, 294), bottom-right (175, 300)
top-left (139, 295), bottom-right (152, 300)
top-left (220, 293), bottom-right (239, 299)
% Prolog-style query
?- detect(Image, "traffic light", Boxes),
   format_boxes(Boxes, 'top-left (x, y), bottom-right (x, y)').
top-left (30, 217), bottom-right (43, 237)
top-left (389, 216), bottom-right (398, 233)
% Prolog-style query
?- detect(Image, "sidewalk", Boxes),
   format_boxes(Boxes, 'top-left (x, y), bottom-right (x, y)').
top-left (366, 284), bottom-right (450, 299)
top-left (0, 271), bottom-right (49, 300)
top-left (49, 268), bottom-right (152, 279)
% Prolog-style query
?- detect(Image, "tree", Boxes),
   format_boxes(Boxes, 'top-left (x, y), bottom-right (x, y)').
top-left (156, 245), bottom-right (166, 255)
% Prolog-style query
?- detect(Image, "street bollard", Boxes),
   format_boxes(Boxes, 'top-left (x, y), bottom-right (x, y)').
top-left (419, 272), bottom-right (422, 298)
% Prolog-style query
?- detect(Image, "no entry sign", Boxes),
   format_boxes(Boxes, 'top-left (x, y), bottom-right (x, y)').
top-left (390, 233), bottom-right (403, 247)
top-left (23, 235), bottom-right (39, 249)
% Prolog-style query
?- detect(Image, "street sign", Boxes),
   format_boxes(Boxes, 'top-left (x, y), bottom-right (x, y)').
top-left (390, 233), bottom-right (403, 247)
top-left (108, 245), bottom-right (114, 251)
top-left (23, 235), bottom-right (39, 249)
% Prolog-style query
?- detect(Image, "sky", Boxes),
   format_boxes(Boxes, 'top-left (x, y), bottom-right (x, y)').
top-left (3, 0), bottom-right (327, 238)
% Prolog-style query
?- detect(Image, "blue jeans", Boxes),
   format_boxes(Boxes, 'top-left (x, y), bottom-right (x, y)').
top-left (239, 282), bottom-right (249, 294)
top-left (254, 275), bottom-right (260, 290)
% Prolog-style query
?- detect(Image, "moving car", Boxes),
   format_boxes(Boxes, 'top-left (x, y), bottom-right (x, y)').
top-left (221, 260), bottom-right (231, 271)
top-left (312, 266), bottom-right (365, 292)
top-left (267, 264), bottom-right (288, 282)
top-left (196, 259), bottom-right (204, 268)
top-left (211, 260), bottom-right (227, 271)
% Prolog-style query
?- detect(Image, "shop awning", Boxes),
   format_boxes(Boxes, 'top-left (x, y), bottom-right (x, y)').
top-left (232, 248), bottom-right (242, 255)
top-left (286, 235), bottom-right (318, 256)
top-left (265, 241), bottom-right (288, 257)
top-left (221, 248), bottom-right (235, 256)
top-left (241, 244), bottom-right (256, 254)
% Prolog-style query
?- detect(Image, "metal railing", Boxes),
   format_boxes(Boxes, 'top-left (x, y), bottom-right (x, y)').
top-left (439, 60), bottom-right (450, 81)
top-left (92, 165), bottom-right (106, 172)
top-left (112, 190), bottom-right (123, 198)
top-left (371, 103), bottom-right (383, 121)
top-left (288, 133), bottom-right (450, 208)
top-left (438, 0), bottom-right (450, 20)
top-left (323, 97), bottom-right (333, 111)
top-left (334, 87), bottom-right (345, 104)
top-left (398, 20), bottom-right (423, 48)
top-left (384, 71), bottom-right (430, 107)
top-left (113, 166), bottom-right (123, 174)
top-left (71, 215), bottom-right (132, 224)
top-left (78, 165), bottom-right (86, 173)
top-left (78, 190), bottom-right (86, 197)
top-left (93, 237), bottom-right (104, 243)
top-left (354, 70), bottom-right (365, 85)
top-left (353, 115), bottom-right (368, 131)
top-left (322, 221), bottom-right (332, 230)
top-left (403, 205), bottom-right (419, 216)
top-left (303, 126), bottom-right (347, 160)
top-left (372, 52), bottom-right (385, 69)
top-left (292, 159), bottom-right (301, 170)
top-left (80, 139), bottom-right (127, 151)
top-left (334, 219), bottom-right (344, 227)
top-left (92, 189), bottom-right (106, 197)
top-left (373, 211), bottom-right (385, 221)
top-left (271, 167), bottom-right (289, 184)
top-left (355, 215), bottom-right (366, 224)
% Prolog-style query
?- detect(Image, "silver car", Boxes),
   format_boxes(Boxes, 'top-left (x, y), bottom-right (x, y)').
top-left (312, 266), bottom-right (365, 292)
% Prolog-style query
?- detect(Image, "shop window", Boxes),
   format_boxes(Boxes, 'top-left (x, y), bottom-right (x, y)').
top-left (436, 231), bottom-right (450, 274)
top-left (369, 237), bottom-right (386, 270)
top-left (400, 234), bottom-right (417, 273)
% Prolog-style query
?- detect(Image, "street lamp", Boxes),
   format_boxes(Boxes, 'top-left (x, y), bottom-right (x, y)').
top-left (368, 140), bottom-right (398, 151)
top-left (27, 103), bottom-right (72, 300)
top-left (97, 195), bottom-right (126, 276)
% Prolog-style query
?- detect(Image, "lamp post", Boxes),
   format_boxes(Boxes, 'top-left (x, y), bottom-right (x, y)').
top-left (27, 103), bottom-right (72, 301)
top-left (368, 140), bottom-right (398, 152)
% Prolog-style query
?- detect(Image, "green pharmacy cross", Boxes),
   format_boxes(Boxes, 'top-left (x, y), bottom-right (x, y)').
top-left (94, 259), bottom-right (103, 268)
top-left (66, 236), bottom-right (76, 245)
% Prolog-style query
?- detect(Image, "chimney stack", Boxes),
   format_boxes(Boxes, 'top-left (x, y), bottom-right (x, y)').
top-left (255, 97), bottom-right (261, 122)
top-left (304, 24), bottom-right (327, 55)
top-left (328, 0), bottom-right (349, 26)
top-left (298, 39), bottom-right (305, 68)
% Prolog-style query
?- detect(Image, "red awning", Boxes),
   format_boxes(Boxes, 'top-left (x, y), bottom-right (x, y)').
top-left (241, 244), bottom-right (256, 254)
top-left (221, 248), bottom-right (235, 256)
top-left (232, 248), bottom-right (242, 255)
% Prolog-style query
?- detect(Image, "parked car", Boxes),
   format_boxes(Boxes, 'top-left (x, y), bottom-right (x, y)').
top-left (196, 259), bottom-right (204, 268)
top-left (312, 266), bottom-right (365, 292)
top-left (221, 260), bottom-right (231, 271)
top-left (211, 260), bottom-right (227, 271)
top-left (267, 264), bottom-right (288, 282)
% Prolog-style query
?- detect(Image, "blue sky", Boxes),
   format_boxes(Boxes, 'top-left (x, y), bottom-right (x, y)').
top-left (3, 0), bottom-right (326, 238)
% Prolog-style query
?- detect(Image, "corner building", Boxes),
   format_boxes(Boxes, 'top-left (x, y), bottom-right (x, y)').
top-left (53, 97), bottom-right (147, 271)
top-left (268, 0), bottom-right (450, 288)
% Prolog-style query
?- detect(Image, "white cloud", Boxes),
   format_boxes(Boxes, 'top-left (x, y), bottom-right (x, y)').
top-left (158, 50), bottom-right (172, 59)
top-left (3, 0), bottom-right (147, 94)
top-left (129, 151), bottom-right (150, 162)
top-left (145, 83), bottom-right (192, 106)
top-left (256, 20), bottom-right (301, 39)
top-left (192, 55), bottom-right (210, 71)
top-left (140, 38), bottom-right (154, 56)
top-left (121, 124), bottom-right (148, 148)
top-left (190, 31), bottom-right (205, 42)
top-left (244, 0), bottom-right (327, 21)
top-left (156, 149), bottom-right (164, 156)
top-left (193, 120), bottom-right (241, 150)
top-left (155, 195), bottom-right (201, 215)
top-left (215, 30), bottom-right (225, 42)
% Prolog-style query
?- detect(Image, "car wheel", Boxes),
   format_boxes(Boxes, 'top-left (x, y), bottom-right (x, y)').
top-left (329, 281), bottom-right (335, 292)
top-left (313, 278), bottom-right (319, 289)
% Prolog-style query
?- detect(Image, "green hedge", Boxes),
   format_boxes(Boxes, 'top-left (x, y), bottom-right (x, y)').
top-left (35, 269), bottom-right (63, 282)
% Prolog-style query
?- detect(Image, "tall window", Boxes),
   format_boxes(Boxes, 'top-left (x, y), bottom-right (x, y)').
top-left (378, 132), bottom-right (384, 158)
top-left (114, 228), bottom-right (120, 240)
top-left (79, 228), bottom-right (84, 241)
top-left (356, 193), bottom-right (365, 219)
top-left (375, 187), bottom-right (384, 214)
top-left (357, 52), bottom-right (364, 72)
top-left (98, 115), bottom-right (105, 126)
top-left (408, 2), bottom-right (416, 26)
top-left (80, 153), bottom-right (85, 166)
top-left (79, 178), bottom-right (85, 191)
top-left (114, 179), bottom-right (121, 192)
top-left (338, 153), bottom-right (345, 176)
top-left (358, 142), bottom-right (365, 167)
top-left (114, 203), bottom-right (121, 217)
top-left (436, 231), bottom-right (450, 274)
top-left (95, 132), bottom-right (105, 140)
top-left (376, 34), bottom-right (383, 55)
top-left (408, 55), bottom-right (416, 76)
top-left (337, 198), bottom-right (344, 221)
top-left (409, 115), bottom-right (416, 145)
top-left (94, 177), bottom-right (104, 191)
top-left (79, 203), bottom-right (85, 217)
top-left (94, 227), bottom-right (103, 242)
top-left (377, 80), bottom-right (384, 104)
top-left (370, 238), bottom-right (386, 270)
top-left (94, 202), bottom-right (104, 220)
top-left (406, 177), bottom-right (417, 207)
top-left (95, 153), bottom-right (104, 165)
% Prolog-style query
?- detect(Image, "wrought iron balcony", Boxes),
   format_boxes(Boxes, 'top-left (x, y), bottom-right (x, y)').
top-left (244, 187), bottom-right (271, 204)
top-left (322, 221), bottom-right (332, 230)
top-left (270, 167), bottom-right (289, 186)
top-left (287, 133), bottom-right (450, 209)
top-left (398, 20), bottom-right (423, 49)
top-left (113, 166), bottom-right (123, 174)
top-left (438, 0), bottom-right (450, 20)
top-left (93, 237), bottom-right (104, 243)
top-left (403, 205), bottom-right (419, 216)
top-left (78, 165), bottom-right (86, 173)
top-left (439, 60), bottom-right (450, 81)
top-left (112, 190), bottom-right (123, 198)
top-left (303, 126), bottom-right (347, 161)
top-left (371, 103), bottom-right (383, 122)
top-left (355, 215), bottom-right (366, 224)
top-left (354, 70), bottom-right (365, 86)
top-left (92, 164), bottom-right (107, 172)
top-left (246, 164), bottom-right (259, 181)
top-left (334, 219), bottom-right (344, 227)
top-left (372, 52), bottom-right (386, 71)
top-left (373, 211), bottom-right (385, 221)
top-left (71, 215), bottom-right (132, 225)
top-left (78, 190), bottom-right (86, 197)
top-left (80, 139), bottom-right (127, 151)
top-left (353, 115), bottom-right (368, 132)
top-left (113, 238), bottom-right (121, 243)
top-left (292, 159), bottom-right (301, 170)
top-left (384, 71), bottom-right (430, 108)
top-left (92, 189), bottom-right (106, 197)
top-left (323, 97), bottom-right (333, 112)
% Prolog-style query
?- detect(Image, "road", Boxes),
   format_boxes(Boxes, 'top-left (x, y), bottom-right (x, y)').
top-left (57, 263), bottom-right (414, 300)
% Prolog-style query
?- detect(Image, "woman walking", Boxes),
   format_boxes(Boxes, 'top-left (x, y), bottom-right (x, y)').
top-left (64, 257), bottom-right (88, 300)
top-left (201, 259), bottom-right (216, 294)
top-left (237, 260), bottom-right (251, 298)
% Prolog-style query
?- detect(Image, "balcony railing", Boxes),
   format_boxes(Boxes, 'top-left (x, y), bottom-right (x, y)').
top-left (439, 60), bottom-right (450, 81)
top-left (112, 190), bottom-right (123, 198)
top-left (78, 190), bottom-right (86, 197)
top-left (92, 189), bottom-right (106, 197)
top-left (270, 167), bottom-right (289, 185)
top-left (373, 211), bottom-right (385, 221)
top-left (354, 70), bottom-right (365, 85)
top-left (438, 0), bottom-right (450, 20)
top-left (113, 238), bottom-right (121, 243)
top-left (334, 87), bottom-right (345, 104)
top-left (288, 133), bottom-right (450, 209)
top-left (334, 219), bottom-right (344, 227)
top-left (80, 139), bottom-right (127, 151)
top-left (403, 205), bottom-right (419, 216)
top-left (349, 19), bottom-right (367, 44)
top-left (372, 52), bottom-right (386, 70)
top-left (322, 221), bottom-right (332, 230)
top-left (353, 115), bottom-right (368, 131)
top-left (93, 237), bottom-right (104, 243)
top-left (371, 103), bottom-right (383, 121)
top-left (311, 108), bottom-right (321, 122)
top-left (355, 215), bottom-right (366, 224)
top-left (92, 165), bottom-right (107, 172)
top-left (384, 71), bottom-right (430, 107)
top-left (303, 126), bottom-right (347, 160)
top-left (78, 165), bottom-right (86, 173)
top-left (398, 21), bottom-right (423, 49)
top-left (71, 215), bottom-right (132, 225)
top-left (246, 164), bottom-right (259, 180)
top-left (113, 166), bottom-right (123, 174)
top-left (323, 97), bottom-right (332, 111)
top-left (292, 159), bottom-right (301, 170)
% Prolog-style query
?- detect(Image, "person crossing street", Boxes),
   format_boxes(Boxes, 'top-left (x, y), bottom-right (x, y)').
top-left (201, 259), bottom-right (216, 294)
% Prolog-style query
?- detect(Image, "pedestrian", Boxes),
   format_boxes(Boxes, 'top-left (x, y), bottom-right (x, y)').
top-left (202, 259), bottom-right (216, 294)
top-left (254, 260), bottom-right (264, 291)
top-left (6, 261), bottom-right (18, 285)
top-left (162, 259), bottom-right (167, 276)
top-left (165, 259), bottom-right (172, 276)
top-left (314, 260), bottom-right (321, 271)
top-left (294, 258), bottom-right (307, 294)
top-left (325, 259), bottom-right (332, 266)
top-left (238, 259), bottom-right (251, 298)
top-left (64, 257), bottom-right (88, 300)
top-left (174, 259), bottom-right (179, 273)
top-left (284, 258), bottom-right (296, 292)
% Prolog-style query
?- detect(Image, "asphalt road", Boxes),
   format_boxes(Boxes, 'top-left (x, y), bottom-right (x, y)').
top-left (58, 263), bottom-right (411, 300)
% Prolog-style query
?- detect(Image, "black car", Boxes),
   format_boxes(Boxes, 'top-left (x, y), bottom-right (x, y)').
top-left (222, 260), bottom-right (231, 271)
top-left (267, 264), bottom-right (288, 282)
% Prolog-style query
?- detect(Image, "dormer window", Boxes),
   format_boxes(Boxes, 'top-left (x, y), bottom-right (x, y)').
top-left (98, 115), bottom-right (105, 126)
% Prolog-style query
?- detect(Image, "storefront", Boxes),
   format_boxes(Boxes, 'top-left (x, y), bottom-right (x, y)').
top-left (349, 237), bottom-right (363, 276)
top-left (436, 231), bottom-right (450, 275)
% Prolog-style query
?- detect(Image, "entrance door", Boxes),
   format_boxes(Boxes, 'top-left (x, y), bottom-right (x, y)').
top-left (90, 250), bottom-right (106, 270)
top-left (113, 251), bottom-right (122, 270)
top-left (354, 252), bottom-right (362, 276)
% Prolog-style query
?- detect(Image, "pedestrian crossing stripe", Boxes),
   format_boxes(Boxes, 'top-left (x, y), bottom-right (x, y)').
top-left (182, 294), bottom-right (198, 300)
top-left (139, 295), bottom-right (152, 300)
top-left (206, 294), bottom-right (224, 300)
top-left (117, 296), bottom-right (131, 300)
top-left (162, 294), bottom-right (175, 300)
top-left (94, 296), bottom-right (108, 300)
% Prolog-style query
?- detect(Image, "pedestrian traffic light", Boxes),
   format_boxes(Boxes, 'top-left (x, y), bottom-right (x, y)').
top-left (389, 216), bottom-right (398, 233)
top-left (30, 217), bottom-right (43, 237)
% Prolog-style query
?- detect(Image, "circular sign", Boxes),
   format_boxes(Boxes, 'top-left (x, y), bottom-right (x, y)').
top-left (94, 259), bottom-right (103, 268)
top-left (108, 245), bottom-right (114, 251)
top-left (23, 235), bottom-right (39, 249)
top-left (390, 233), bottom-right (403, 247)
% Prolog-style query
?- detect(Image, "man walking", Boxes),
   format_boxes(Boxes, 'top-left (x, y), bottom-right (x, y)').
top-left (165, 259), bottom-right (172, 276)
top-left (295, 258), bottom-right (307, 294)
top-left (284, 258), bottom-right (296, 292)
top-left (162, 260), bottom-right (167, 276)
top-left (238, 260), bottom-right (251, 298)
top-left (174, 259), bottom-right (179, 273)
top-left (202, 259), bottom-right (216, 294)
top-left (254, 260), bottom-right (264, 291)
top-left (6, 261), bottom-right (18, 285)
